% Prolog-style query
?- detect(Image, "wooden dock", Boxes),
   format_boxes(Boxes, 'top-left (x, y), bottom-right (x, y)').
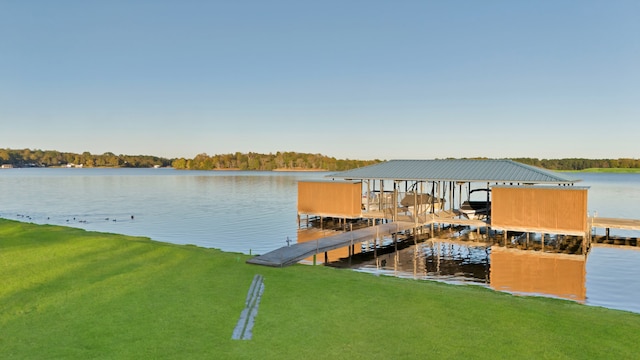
top-left (590, 217), bottom-right (640, 247)
top-left (248, 216), bottom-right (640, 268)
top-left (590, 217), bottom-right (640, 231)
top-left (247, 221), bottom-right (417, 267)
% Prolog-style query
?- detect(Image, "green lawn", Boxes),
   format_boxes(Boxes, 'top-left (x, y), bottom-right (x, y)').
top-left (1, 218), bottom-right (639, 359)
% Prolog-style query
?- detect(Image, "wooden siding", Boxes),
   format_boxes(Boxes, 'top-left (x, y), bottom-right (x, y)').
top-left (490, 246), bottom-right (586, 301)
top-left (491, 186), bottom-right (588, 235)
top-left (298, 181), bottom-right (362, 218)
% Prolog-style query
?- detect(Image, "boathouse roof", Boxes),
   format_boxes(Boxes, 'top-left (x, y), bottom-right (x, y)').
top-left (327, 159), bottom-right (580, 184)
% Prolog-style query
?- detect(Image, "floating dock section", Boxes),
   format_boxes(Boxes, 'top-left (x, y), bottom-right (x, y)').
top-left (247, 221), bottom-right (416, 267)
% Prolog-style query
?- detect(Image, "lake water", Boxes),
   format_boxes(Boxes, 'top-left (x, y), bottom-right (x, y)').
top-left (1, 168), bottom-right (639, 314)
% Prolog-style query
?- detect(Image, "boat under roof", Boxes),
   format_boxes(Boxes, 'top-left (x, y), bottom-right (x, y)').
top-left (326, 159), bottom-right (580, 185)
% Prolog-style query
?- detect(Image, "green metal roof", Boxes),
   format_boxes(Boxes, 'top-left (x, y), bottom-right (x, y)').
top-left (326, 159), bottom-right (580, 184)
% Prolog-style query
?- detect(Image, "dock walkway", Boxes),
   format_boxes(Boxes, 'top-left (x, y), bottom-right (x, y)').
top-left (247, 221), bottom-right (416, 267)
top-left (591, 217), bottom-right (640, 231)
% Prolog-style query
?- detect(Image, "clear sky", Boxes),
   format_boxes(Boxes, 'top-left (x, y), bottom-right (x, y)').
top-left (1, 1), bottom-right (638, 160)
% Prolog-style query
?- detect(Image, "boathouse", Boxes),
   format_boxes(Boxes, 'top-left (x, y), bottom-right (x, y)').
top-left (248, 159), bottom-right (640, 267)
top-left (298, 159), bottom-right (588, 239)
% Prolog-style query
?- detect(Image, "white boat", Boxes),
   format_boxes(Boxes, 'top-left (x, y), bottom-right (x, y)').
top-left (400, 192), bottom-right (445, 216)
top-left (361, 191), bottom-right (394, 211)
top-left (460, 188), bottom-right (491, 220)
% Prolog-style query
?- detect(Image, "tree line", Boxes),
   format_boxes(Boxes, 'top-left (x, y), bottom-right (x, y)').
top-left (170, 152), bottom-right (381, 171)
top-left (0, 148), bottom-right (379, 171)
top-left (509, 158), bottom-right (640, 171)
top-left (0, 148), bottom-right (172, 168)
top-left (1, 148), bottom-right (638, 171)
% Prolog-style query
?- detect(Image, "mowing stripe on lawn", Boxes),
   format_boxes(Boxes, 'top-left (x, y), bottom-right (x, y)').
top-left (232, 274), bottom-right (265, 340)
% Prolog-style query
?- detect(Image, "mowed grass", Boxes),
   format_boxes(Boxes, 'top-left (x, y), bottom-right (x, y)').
top-left (1, 219), bottom-right (639, 359)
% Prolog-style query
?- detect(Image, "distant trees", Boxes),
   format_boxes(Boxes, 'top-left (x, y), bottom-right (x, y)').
top-left (1, 147), bottom-right (639, 172)
top-left (170, 151), bottom-right (382, 171)
top-left (510, 158), bottom-right (640, 171)
top-left (0, 148), bottom-right (171, 168)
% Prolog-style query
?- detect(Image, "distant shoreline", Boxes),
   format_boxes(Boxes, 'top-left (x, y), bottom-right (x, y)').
top-left (562, 168), bottom-right (640, 174)
top-left (191, 168), bottom-right (329, 172)
top-left (3, 165), bottom-right (639, 174)
top-left (51, 166), bottom-right (640, 174)
top-left (272, 168), bottom-right (329, 172)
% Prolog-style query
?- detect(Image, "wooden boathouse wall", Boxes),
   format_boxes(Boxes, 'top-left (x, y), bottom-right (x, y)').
top-left (298, 181), bottom-right (362, 218)
top-left (491, 186), bottom-right (588, 236)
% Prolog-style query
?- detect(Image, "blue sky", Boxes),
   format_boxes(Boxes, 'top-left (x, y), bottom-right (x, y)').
top-left (1, 0), bottom-right (638, 160)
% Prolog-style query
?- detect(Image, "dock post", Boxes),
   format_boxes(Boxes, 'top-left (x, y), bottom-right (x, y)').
top-left (374, 235), bottom-right (378, 260)
top-left (349, 234), bottom-right (353, 267)
top-left (436, 241), bottom-right (441, 274)
top-left (413, 243), bottom-right (418, 277)
top-left (393, 231), bottom-right (398, 272)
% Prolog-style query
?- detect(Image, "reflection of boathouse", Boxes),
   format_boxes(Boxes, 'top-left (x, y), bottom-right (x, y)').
top-left (354, 240), bottom-right (586, 302)
top-left (490, 246), bottom-right (586, 302)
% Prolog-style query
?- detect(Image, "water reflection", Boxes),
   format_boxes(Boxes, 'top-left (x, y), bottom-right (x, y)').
top-left (320, 236), bottom-right (588, 303)
top-left (297, 228), bottom-right (362, 264)
top-left (490, 246), bottom-right (586, 302)
top-left (364, 241), bottom-right (491, 284)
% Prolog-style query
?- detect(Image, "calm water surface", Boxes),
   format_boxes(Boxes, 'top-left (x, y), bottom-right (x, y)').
top-left (0, 168), bottom-right (322, 254)
top-left (1, 168), bottom-right (639, 313)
